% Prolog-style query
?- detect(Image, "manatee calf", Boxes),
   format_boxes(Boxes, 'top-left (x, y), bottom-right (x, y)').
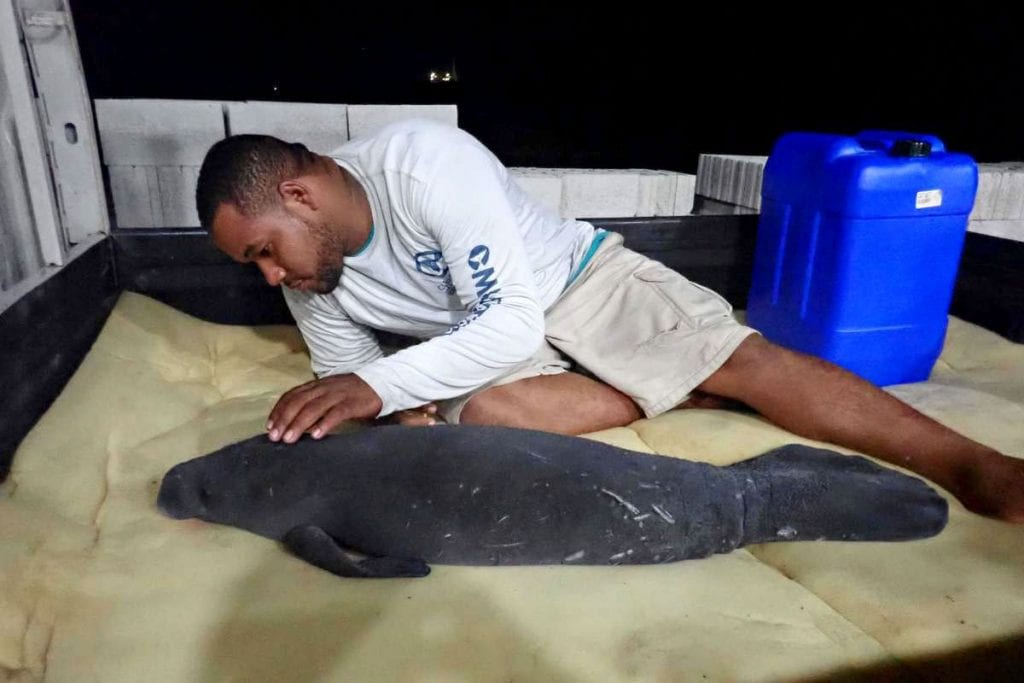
top-left (157, 425), bottom-right (948, 578)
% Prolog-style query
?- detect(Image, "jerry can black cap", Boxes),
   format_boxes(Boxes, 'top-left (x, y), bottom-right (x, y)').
top-left (890, 139), bottom-right (932, 157)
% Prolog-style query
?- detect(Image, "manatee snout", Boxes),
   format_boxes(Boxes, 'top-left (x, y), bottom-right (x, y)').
top-left (157, 469), bottom-right (204, 520)
top-left (885, 472), bottom-right (950, 540)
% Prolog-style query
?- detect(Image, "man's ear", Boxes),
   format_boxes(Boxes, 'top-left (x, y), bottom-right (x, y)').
top-left (279, 180), bottom-right (320, 212)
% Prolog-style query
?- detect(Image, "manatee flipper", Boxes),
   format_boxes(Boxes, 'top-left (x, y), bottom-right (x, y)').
top-left (729, 444), bottom-right (949, 545)
top-left (283, 525), bottom-right (431, 579)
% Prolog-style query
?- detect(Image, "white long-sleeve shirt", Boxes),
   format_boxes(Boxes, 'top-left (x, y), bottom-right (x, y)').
top-left (282, 119), bottom-right (596, 417)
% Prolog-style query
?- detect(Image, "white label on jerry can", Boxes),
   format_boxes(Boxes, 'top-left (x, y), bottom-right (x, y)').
top-left (916, 189), bottom-right (943, 209)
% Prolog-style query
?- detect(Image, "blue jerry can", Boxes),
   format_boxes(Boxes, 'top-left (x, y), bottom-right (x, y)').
top-left (746, 131), bottom-right (978, 386)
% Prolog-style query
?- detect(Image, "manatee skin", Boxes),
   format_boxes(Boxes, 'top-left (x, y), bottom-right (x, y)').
top-left (158, 425), bottom-right (947, 576)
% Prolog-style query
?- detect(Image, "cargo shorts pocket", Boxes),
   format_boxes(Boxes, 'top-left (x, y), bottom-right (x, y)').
top-left (632, 266), bottom-right (734, 332)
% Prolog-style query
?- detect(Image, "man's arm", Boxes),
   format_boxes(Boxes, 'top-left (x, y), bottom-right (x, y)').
top-left (284, 287), bottom-right (384, 377)
top-left (267, 289), bottom-right (386, 442)
top-left (352, 141), bottom-right (545, 414)
top-left (271, 141), bottom-right (547, 441)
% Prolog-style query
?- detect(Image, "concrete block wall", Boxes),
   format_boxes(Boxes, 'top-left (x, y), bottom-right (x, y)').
top-left (695, 154), bottom-right (766, 214)
top-left (95, 100), bottom-right (225, 227)
top-left (347, 105), bottom-right (458, 140)
top-left (694, 154), bottom-right (1024, 242)
top-left (969, 162), bottom-right (1024, 241)
top-left (510, 168), bottom-right (695, 220)
top-left (225, 101), bottom-right (350, 155)
top-left (507, 168), bottom-right (563, 216)
top-left (94, 100), bottom-right (459, 227)
top-left (94, 99), bottom-right (694, 227)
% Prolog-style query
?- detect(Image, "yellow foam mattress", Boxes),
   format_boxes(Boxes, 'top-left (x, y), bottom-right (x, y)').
top-left (2, 292), bottom-right (1023, 681)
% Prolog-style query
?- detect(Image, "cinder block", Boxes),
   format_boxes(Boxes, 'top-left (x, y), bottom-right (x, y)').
top-left (723, 158), bottom-right (742, 207)
top-left (968, 219), bottom-right (1024, 242)
top-left (108, 165), bottom-right (158, 227)
top-left (696, 154), bottom-right (767, 210)
top-left (226, 101), bottom-right (349, 154)
top-left (156, 166), bottom-right (200, 227)
top-left (560, 171), bottom-right (641, 219)
top-left (634, 170), bottom-right (677, 217)
top-left (730, 156), bottom-right (767, 209)
top-left (967, 163), bottom-right (1024, 221)
top-left (737, 158), bottom-right (764, 211)
top-left (992, 163), bottom-right (1024, 220)
top-left (672, 174), bottom-right (696, 215)
top-left (695, 154), bottom-right (719, 199)
top-left (94, 99), bottom-right (225, 166)
top-left (509, 168), bottom-right (563, 216)
top-left (971, 166), bottom-right (999, 220)
top-left (347, 105), bottom-right (458, 140)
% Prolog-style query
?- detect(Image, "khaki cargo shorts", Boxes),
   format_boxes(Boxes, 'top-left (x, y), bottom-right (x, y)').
top-left (438, 231), bottom-right (758, 423)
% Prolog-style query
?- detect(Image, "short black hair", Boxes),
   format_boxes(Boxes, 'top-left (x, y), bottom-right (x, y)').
top-left (195, 134), bottom-right (319, 230)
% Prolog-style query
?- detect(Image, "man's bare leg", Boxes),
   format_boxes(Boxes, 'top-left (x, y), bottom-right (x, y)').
top-left (696, 335), bottom-right (1024, 523)
top-left (460, 372), bottom-right (642, 435)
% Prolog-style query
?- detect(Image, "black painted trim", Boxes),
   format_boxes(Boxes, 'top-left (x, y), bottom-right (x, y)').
top-left (112, 228), bottom-right (292, 325)
top-left (950, 233), bottom-right (1024, 342)
top-left (0, 238), bottom-right (118, 478)
top-left (109, 219), bottom-right (1022, 340)
top-left (590, 215), bottom-right (760, 307)
top-left (110, 215), bottom-right (762, 324)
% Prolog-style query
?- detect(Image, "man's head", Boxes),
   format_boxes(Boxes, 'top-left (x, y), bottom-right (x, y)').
top-left (196, 135), bottom-right (368, 294)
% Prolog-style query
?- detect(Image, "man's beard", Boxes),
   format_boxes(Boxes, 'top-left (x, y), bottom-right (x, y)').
top-left (307, 219), bottom-right (346, 294)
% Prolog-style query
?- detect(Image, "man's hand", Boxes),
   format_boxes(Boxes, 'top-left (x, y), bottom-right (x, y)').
top-left (267, 374), bottom-right (383, 443)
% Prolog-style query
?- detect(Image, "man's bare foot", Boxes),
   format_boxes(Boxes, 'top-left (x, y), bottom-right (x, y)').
top-left (384, 403), bottom-right (444, 427)
top-left (948, 452), bottom-right (1024, 523)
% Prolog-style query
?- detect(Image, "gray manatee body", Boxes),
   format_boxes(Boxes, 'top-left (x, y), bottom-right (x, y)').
top-left (157, 425), bottom-right (948, 578)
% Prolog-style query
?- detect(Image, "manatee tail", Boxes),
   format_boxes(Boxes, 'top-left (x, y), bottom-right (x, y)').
top-left (283, 526), bottom-right (431, 579)
top-left (727, 445), bottom-right (949, 545)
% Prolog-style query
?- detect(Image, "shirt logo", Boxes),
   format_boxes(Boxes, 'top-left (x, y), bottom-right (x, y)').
top-left (467, 244), bottom-right (500, 303)
top-left (445, 244), bottom-right (503, 335)
top-left (414, 250), bottom-right (449, 277)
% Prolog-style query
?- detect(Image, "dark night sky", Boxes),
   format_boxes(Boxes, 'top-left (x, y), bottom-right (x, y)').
top-left (69, 1), bottom-right (1024, 173)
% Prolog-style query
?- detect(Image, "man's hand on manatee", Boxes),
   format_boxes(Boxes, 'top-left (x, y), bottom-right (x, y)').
top-left (268, 374), bottom-right (383, 443)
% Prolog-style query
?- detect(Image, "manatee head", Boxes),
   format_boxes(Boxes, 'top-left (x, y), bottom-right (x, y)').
top-left (156, 435), bottom-right (327, 538)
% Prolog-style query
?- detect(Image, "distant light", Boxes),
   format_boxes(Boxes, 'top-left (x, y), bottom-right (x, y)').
top-left (441, 73), bottom-right (451, 82)
top-left (429, 71), bottom-right (439, 82)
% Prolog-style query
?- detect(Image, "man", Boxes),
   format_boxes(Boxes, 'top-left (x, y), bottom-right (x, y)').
top-left (196, 119), bottom-right (1023, 523)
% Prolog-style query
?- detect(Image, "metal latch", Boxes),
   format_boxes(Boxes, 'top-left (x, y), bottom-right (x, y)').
top-left (22, 10), bottom-right (67, 29)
